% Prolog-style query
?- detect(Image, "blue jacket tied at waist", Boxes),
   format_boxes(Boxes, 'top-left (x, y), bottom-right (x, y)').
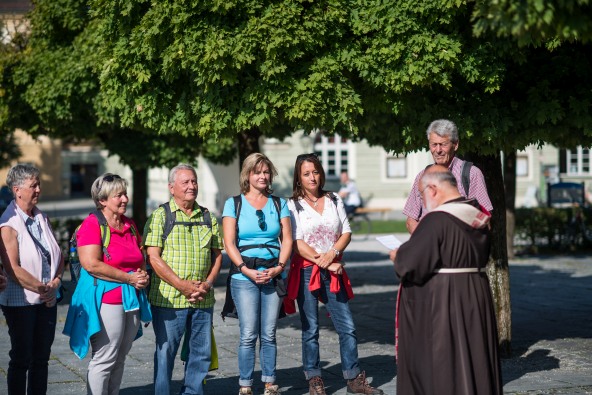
top-left (63, 268), bottom-right (152, 359)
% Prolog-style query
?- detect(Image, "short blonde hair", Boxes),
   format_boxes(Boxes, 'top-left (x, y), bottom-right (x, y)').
top-left (91, 173), bottom-right (128, 209)
top-left (239, 153), bottom-right (278, 194)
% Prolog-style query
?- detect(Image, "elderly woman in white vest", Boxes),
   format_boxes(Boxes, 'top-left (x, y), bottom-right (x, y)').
top-left (0, 164), bottom-right (64, 395)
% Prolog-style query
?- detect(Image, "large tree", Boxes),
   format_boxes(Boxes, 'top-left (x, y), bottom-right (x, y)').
top-left (0, 0), bottom-right (235, 227)
top-left (348, 1), bottom-right (592, 354)
top-left (90, 0), bottom-right (592, 355)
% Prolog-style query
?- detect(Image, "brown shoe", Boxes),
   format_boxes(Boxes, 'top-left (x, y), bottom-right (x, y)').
top-left (346, 371), bottom-right (384, 395)
top-left (263, 384), bottom-right (280, 395)
top-left (309, 376), bottom-right (327, 395)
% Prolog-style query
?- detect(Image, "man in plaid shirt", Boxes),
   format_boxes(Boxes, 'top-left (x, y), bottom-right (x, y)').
top-left (144, 163), bottom-right (223, 395)
top-left (403, 119), bottom-right (493, 234)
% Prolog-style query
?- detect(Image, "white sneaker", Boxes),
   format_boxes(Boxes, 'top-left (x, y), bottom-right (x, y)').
top-left (239, 387), bottom-right (253, 395)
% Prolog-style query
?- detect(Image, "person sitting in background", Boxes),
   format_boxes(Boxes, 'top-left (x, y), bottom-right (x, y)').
top-left (338, 170), bottom-right (362, 217)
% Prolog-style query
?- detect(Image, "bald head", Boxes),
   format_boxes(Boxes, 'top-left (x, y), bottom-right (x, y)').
top-left (423, 165), bottom-right (457, 187)
top-left (420, 165), bottom-right (461, 211)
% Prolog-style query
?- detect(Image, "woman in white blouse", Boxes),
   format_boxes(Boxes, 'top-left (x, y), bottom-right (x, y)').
top-left (285, 154), bottom-right (384, 395)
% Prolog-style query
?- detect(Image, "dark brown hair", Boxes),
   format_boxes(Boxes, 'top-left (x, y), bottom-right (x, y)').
top-left (291, 153), bottom-right (329, 200)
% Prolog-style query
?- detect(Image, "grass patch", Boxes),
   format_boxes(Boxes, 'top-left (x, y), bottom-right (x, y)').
top-left (351, 219), bottom-right (407, 234)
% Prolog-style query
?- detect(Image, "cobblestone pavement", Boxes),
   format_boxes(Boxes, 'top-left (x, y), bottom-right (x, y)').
top-left (1, 236), bottom-right (591, 394)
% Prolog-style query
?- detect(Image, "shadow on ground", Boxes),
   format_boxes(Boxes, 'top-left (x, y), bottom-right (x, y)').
top-left (501, 263), bottom-right (591, 384)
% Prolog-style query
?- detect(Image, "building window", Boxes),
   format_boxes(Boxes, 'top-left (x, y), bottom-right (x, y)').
top-left (516, 155), bottom-right (529, 177)
top-left (566, 147), bottom-right (591, 175)
top-left (312, 133), bottom-right (351, 178)
top-left (386, 155), bottom-right (406, 178)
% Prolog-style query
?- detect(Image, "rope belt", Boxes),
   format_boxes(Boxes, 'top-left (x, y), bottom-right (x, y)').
top-left (434, 267), bottom-right (486, 274)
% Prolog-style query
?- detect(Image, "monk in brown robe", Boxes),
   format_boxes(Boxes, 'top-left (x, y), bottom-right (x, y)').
top-left (389, 165), bottom-right (502, 395)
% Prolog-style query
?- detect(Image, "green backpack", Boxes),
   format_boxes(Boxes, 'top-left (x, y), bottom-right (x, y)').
top-left (69, 210), bottom-right (138, 283)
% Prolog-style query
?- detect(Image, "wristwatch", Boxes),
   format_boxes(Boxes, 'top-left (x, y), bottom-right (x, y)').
top-left (332, 248), bottom-right (341, 257)
top-left (237, 263), bottom-right (246, 272)
top-left (278, 262), bottom-right (287, 268)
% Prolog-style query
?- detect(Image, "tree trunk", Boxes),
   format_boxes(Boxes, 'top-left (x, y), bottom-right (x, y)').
top-left (237, 128), bottom-right (262, 170)
top-left (504, 152), bottom-right (517, 259)
top-left (131, 167), bottom-right (148, 230)
top-left (465, 152), bottom-right (512, 357)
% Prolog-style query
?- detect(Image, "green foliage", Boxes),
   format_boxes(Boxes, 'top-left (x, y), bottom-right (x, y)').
top-left (86, 0), bottom-right (592, 158)
top-left (91, 0), bottom-right (365, 139)
top-left (0, 0), bottom-right (237, 171)
top-left (473, 0), bottom-right (592, 47)
top-left (354, 0), bottom-right (592, 155)
top-left (0, 20), bottom-right (27, 166)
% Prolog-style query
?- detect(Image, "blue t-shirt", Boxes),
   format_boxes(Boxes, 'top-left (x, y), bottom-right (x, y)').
top-left (222, 195), bottom-right (290, 280)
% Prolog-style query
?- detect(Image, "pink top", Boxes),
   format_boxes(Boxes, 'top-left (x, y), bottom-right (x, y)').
top-left (76, 214), bottom-right (143, 304)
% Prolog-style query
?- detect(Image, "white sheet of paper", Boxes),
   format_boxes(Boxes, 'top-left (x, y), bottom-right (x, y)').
top-left (375, 235), bottom-right (403, 250)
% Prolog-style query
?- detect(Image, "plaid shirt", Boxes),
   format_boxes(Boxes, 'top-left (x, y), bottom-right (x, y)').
top-left (143, 199), bottom-right (223, 309)
top-left (403, 157), bottom-right (493, 221)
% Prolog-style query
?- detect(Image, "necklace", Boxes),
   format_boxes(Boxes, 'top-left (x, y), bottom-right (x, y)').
top-left (305, 194), bottom-right (320, 208)
top-left (108, 220), bottom-right (123, 231)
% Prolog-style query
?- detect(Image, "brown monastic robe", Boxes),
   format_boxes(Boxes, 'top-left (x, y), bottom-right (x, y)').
top-left (394, 198), bottom-right (502, 395)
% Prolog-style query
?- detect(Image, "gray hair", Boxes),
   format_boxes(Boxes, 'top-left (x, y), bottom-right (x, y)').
top-left (6, 164), bottom-right (40, 197)
top-left (421, 168), bottom-right (458, 190)
top-left (91, 173), bottom-right (128, 210)
top-left (169, 163), bottom-right (197, 185)
top-left (426, 119), bottom-right (459, 143)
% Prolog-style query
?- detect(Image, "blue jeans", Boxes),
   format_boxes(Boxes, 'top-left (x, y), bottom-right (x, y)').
top-left (152, 306), bottom-right (213, 395)
top-left (231, 278), bottom-right (282, 387)
top-left (1, 304), bottom-right (57, 395)
top-left (297, 267), bottom-right (360, 380)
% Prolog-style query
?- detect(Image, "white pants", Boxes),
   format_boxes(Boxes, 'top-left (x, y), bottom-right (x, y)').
top-left (87, 303), bottom-right (140, 395)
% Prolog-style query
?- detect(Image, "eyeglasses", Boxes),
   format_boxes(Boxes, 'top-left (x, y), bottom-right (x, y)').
top-left (98, 174), bottom-right (122, 192)
top-left (419, 185), bottom-right (433, 198)
top-left (256, 210), bottom-right (266, 231)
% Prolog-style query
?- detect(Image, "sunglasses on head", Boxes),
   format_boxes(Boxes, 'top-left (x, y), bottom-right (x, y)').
top-left (296, 153), bottom-right (318, 161)
top-left (256, 209), bottom-right (266, 231)
top-left (98, 174), bottom-right (122, 192)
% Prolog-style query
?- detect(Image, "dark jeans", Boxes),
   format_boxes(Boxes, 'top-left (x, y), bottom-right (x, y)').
top-left (344, 204), bottom-right (359, 216)
top-left (1, 304), bottom-right (57, 395)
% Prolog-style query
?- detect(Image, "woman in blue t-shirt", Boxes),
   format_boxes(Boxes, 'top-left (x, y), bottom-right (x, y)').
top-left (222, 153), bottom-right (293, 395)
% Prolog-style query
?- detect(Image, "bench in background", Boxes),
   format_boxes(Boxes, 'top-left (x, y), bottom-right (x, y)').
top-left (355, 207), bottom-right (392, 220)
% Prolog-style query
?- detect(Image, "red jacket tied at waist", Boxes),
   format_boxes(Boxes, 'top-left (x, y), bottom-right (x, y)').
top-left (283, 253), bottom-right (354, 315)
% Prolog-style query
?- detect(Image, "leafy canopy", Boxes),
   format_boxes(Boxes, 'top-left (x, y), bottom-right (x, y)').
top-left (1, 0), bottom-right (235, 170)
top-left (472, 0), bottom-right (592, 48)
top-left (90, 0), bottom-right (592, 157)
